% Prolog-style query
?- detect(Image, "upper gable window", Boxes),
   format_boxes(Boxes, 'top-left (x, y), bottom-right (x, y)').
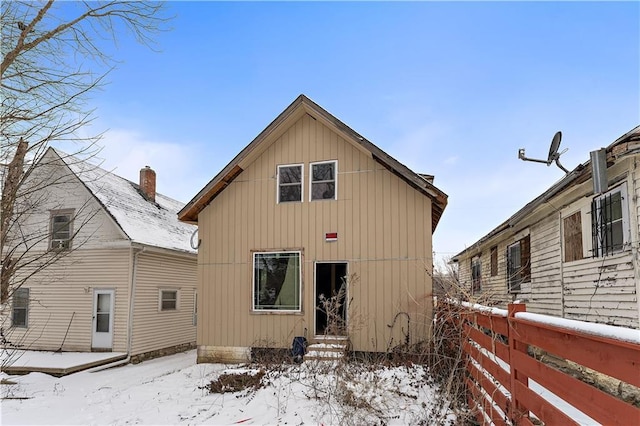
top-left (277, 164), bottom-right (303, 203)
top-left (50, 209), bottom-right (74, 250)
top-left (310, 160), bottom-right (337, 201)
top-left (591, 184), bottom-right (629, 257)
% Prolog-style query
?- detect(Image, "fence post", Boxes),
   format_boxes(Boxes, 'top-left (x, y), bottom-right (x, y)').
top-left (508, 303), bottom-right (529, 424)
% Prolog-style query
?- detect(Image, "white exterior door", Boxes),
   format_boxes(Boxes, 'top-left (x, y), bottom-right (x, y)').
top-left (92, 289), bottom-right (114, 349)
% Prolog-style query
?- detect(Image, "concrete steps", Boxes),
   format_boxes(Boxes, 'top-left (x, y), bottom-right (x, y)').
top-left (305, 336), bottom-right (349, 362)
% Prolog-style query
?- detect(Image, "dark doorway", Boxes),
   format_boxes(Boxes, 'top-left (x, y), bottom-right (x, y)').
top-left (315, 262), bottom-right (347, 335)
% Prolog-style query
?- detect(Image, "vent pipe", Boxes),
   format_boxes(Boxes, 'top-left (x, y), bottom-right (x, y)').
top-left (590, 148), bottom-right (608, 195)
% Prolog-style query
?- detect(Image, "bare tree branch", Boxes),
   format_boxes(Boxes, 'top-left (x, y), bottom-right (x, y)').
top-left (0, 1), bottom-right (170, 307)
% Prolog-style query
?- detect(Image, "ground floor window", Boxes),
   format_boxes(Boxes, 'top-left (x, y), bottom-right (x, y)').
top-left (253, 251), bottom-right (301, 312)
top-left (591, 184), bottom-right (629, 257)
top-left (507, 235), bottom-right (530, 293)
top-left (471, 256), bottom-right (481, 293)
top-left (12, 287), bottom-right (29, 327)
top-left (159, 289), bottom-right (178, 311)
top-left (563, 211), bottom-right (584, 262)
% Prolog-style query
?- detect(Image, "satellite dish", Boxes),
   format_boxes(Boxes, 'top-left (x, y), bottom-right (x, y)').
top-left (518, 131), bottom-right (570, 174)
top-left (547, 131), bottom-right (562, 163)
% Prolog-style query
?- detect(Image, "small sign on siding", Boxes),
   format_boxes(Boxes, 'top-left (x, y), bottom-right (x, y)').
top-left (325, 232), bottom-right (338, 242)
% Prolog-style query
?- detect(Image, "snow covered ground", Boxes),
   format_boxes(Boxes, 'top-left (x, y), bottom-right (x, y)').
top-left (1, 350), bottom-right (456, 425)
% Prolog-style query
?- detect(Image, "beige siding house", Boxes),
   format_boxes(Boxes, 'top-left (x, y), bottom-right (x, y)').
top-left (5, 148), bottom-right (197, 361)
top-left (179, 95), bottom-right (448, 363)
top-left (453, 126), bottom-right (640, 329)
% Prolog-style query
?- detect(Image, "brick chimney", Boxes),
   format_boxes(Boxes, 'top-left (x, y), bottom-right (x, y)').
top-left (139, 166), bottom-right (156, 202)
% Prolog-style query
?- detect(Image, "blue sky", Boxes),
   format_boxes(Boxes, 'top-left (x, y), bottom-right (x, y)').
top-left (63, 1), bottom-right (639, 266)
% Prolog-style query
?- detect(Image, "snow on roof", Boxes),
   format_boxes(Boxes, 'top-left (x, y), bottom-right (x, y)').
top-left (56, 150), bottom-right (197, 254)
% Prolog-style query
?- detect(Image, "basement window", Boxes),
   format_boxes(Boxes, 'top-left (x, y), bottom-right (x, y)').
top-left (253, 251), bottom-right (301, 312)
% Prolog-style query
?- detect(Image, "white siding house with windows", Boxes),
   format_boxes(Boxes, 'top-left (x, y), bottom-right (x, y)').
top-left (453, 126), bottom-right (640, 329)
top-left (4, 148), bottom-right (197, 361)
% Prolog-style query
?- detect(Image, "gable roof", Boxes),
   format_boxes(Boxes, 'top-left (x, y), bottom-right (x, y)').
top-left (178, 94), bottom-right (448, 231)
top-left (452, 124), bottom-right (640, 261)
top-left (50, 148), bottom-right (197, 254)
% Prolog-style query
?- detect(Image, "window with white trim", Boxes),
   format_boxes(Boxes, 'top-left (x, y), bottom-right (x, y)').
top-left (277, 164), bottom-right (303, 203)
top-left (310, 160), bottom-right (337, 201)
top-left (591, 184), bottom-right (629, 257)
top-left (50, 209), bottom-right (73, 250)
top-left (12, 287), bottom-right (29, 328)
top-left (159, 289), bottom-right (178, 311)
top-left (253, 251), bottom-right (301, 312)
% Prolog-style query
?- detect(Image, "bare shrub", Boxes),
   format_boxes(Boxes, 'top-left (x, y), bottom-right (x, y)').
top-left (206, 369), bottom-right (265, 394)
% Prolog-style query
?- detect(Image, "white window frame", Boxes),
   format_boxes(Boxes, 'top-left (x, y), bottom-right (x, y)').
top-left (12, 287), bottom-right (29, 328)
top-left (309, 160), bottom-right (338, 201)
top-left (159, 289), bottom-right (179, 311)
top-left (591, 183), bottom-right (630, 257)
top-left (277, 164), bottom-right (304, 203)
top-left (49, 209), bottom-right (74, 250)
top-left (252, 250), bottom-right (302, 313)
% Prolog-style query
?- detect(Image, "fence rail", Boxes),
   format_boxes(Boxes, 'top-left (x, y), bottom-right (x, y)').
top-left (440, 301), bottom-right (640, 425)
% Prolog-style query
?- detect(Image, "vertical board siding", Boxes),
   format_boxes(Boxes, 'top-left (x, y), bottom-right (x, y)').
top-left (7, 248), bottom-right (131, 352)
top-left (198, 114), bottom-right (434, 352)
top-left (130, 252), bottom-right (197, 356)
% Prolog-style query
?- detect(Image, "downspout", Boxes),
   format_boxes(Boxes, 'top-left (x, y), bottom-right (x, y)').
top-left (127, 246), bottom-right (145, 356)
top-left (630, 158), bottom-right (640, 329)
top-left (89, 245), bottom-right (144, 373)
top-left (558, 211), bottom-right (565, 319)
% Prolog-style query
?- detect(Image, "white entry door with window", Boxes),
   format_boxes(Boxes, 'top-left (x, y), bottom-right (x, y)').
top-left (92, 289), bottom-right (114, 350)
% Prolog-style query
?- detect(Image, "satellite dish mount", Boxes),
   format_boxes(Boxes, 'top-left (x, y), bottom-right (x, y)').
top-left (518, 131), bottom-right (570, 174)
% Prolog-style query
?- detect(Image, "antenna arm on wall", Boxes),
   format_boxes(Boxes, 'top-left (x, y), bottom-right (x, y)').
top-left (518, 148), bottom-right (552, 165)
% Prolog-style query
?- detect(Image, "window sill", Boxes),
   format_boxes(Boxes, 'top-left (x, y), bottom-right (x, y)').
top-left (251, 310), bottom-right (304, 315)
